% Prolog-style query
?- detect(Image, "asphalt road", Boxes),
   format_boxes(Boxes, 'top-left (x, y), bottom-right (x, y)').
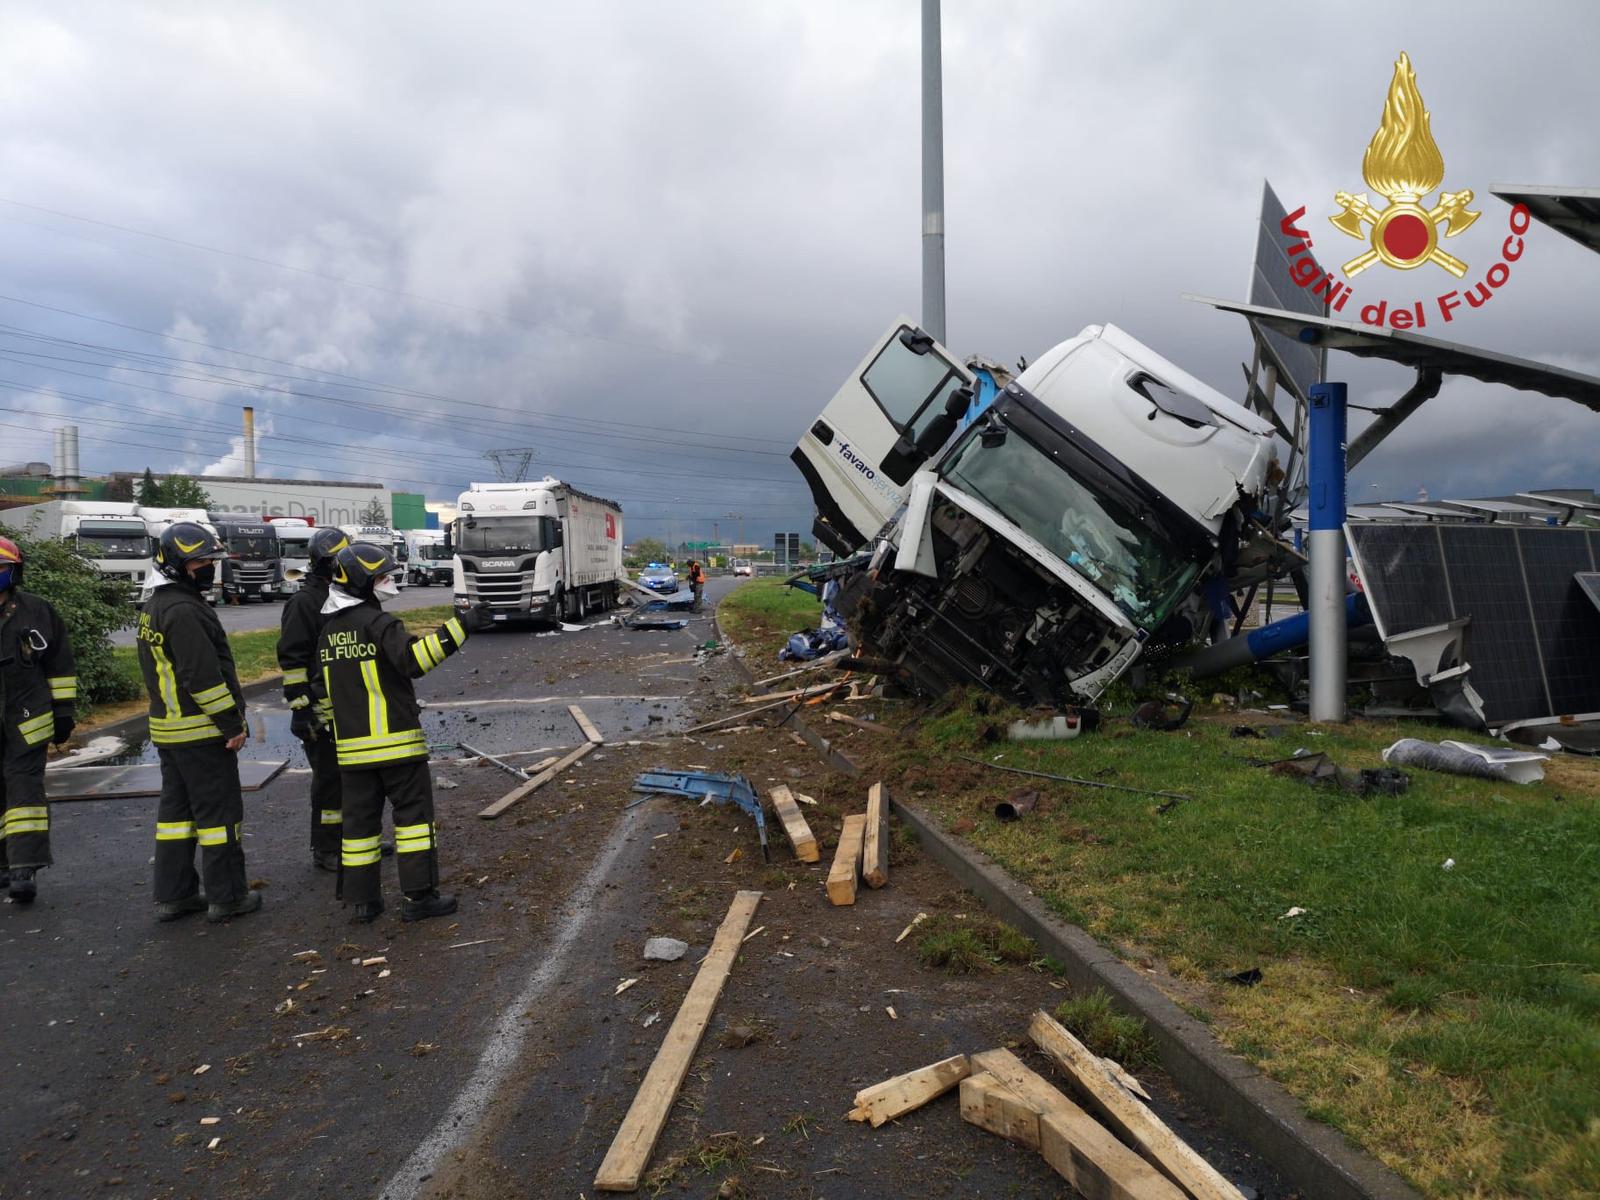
top-left (111, 583), bottom-right (449, 645)
top-left (8, 577), bottom-right (1286, 1199)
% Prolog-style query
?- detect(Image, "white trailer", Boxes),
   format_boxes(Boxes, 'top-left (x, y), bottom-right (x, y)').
top-left (404, 529), bottom-right (452, 586)
top-left (268, 517), bottom-right (314, 594)
top-left (338, 525), bottom-right (410, 589)
top-left (452, 478), bottom-right (624, 622)
top-left (0, 499), bottom-right (153, 599)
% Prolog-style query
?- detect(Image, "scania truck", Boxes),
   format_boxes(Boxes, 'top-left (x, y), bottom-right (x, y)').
top-left (792, 319), bottom-right (1279, 707)
top-left (452, 479), bottom-right (624, 622)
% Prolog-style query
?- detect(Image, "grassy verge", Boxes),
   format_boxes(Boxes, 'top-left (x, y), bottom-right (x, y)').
top-left (89, 604), bottom-right (460, 733)
top-left (870, 698), bottom-right (1599, 1198)
top-left (716, 578), bottom-right (824, 664)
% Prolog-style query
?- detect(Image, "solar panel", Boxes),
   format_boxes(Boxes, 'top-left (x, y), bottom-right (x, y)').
top-left (1348, 522), bottom-right (1600, 725)
top-left (1248, 182), bottom-right (1327, 404)
top-left (1381, 502), bottom-right (1476, 519)
top-left (1442, 499), bottom-right (1561, 518)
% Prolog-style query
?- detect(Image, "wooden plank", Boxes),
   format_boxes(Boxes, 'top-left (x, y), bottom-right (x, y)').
top-left (476, 741), bottom-right (596, 819)
top-left (959, 1071), bottom-right (1042, 1150)
top-left (1029, 1011), bottom-right (1245, 1200)
top-left (568, 704), bottom-right (605, 745)
top-left (678, 697), bottom-right (793, 735)
top-left (593, 890), bottom-right (763, 1191)
top-left (862, 781), bottom-right (889, 888)
top-left (737, 681), bottom-right (840, 705)
top-left (970, 1049), bottom-right (1186, 1200)
top-left (768, 785), bottom-right (819, 863)
top-left (826, 813), bottom-right (866, 906)
top-left (751, 651), bottom-right (847, 689)
top-left (826, 710), bottom-right (893, 734)
top-left (846, 1053), bottom-right (970, 1127)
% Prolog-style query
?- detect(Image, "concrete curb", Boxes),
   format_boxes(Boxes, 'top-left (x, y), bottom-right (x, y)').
top-left (714, 598), bottom-right (1423, 1200)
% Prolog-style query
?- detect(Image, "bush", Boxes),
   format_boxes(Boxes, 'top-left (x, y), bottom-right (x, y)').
top-left (10, 531), bottom-right (139, 706)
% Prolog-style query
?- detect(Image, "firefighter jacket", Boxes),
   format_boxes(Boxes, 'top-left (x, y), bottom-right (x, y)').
top-left (1, 588), bottom-right (76, 749)
top-left (277, 574), bottom-right (330, 709)
top-left (137, 583), bottom-right (246, 746)
top-left (316, 603), bottom-right (469, 768)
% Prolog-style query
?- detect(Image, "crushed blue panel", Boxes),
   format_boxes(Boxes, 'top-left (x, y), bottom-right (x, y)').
top-left (632, 769), bottom-right (768, 855)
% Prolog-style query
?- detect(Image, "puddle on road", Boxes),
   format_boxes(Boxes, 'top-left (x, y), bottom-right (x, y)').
top-left (94, 696), bottom-right (690, 766)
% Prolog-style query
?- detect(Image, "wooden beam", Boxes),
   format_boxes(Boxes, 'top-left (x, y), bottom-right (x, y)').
top-left (678, 696), bottom-right (793, 735)
top-left (751, 651), bottom-right (847, 689)
top-left (1028, 1012), bottom-right (1245, 1200)
top-left (862, 782), bottom-right (889, 888)
top-left (959, 1070), bottom-right (1042, 1150)
top-left (768, 785), bottom-right (819, 863)
top-left (970, 1049), bottom-right (1185, 1200)
top-left (826, 710), bottom-right (893, 734)
top-left (476, 741), bottom-right (596, 819)
top-left (826, 813), bottom-right (866, 906)
top-left (568, 704), bottom-right (604, 745)
top-left (846, 1053), bottom-right (970, 1127)
top-left (737, 681), bottom-right (840, 705)
top-left (593, 890), bottom-right (763, 1192)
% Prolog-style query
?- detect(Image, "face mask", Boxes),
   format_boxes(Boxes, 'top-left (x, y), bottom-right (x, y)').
top-left (0, 565), bottom-right (13, 592)
top-left (191, 562), bottom-right (217, 590)
top-left (374, 576), bottom-right (400, 601)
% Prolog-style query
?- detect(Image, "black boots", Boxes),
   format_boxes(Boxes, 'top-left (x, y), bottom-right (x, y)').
top-left (352, 899), bottom-right (385, 924)
top-left (401, 890), bottom-right (457, 923)
top-left (313, 850), bottom-right (340, 873)
top-left (156, 894), bottom-right (207, 922)
top-left (8, 867), bottom-right (36, 904)
top-left (206, 890), bottom-right (263, 924)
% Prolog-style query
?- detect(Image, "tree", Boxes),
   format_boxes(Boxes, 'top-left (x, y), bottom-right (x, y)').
top-left (356, 497), bottom-right (390, 526)
top-left (626, 537), bottom-right (668, 568)
top-left (161, 475), bottom-right (212, 508)
top-left (9, 530), bottom-right (139, 705)
top-left (103, 475), bottom-right (134, 502)
top-left (137, 468), bottom-right (161, 506)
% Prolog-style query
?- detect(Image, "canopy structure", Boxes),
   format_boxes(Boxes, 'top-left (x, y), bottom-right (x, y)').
top-left (1492, 184), bottom-right (1600, 256)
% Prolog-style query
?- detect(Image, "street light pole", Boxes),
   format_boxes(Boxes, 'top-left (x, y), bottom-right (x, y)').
top-left (921, 0), bottom-right (946, 344)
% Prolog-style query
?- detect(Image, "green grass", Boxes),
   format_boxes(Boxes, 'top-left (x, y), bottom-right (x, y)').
top-left (888, 696), bottom-right (1600, 1198)
top-left (717, 578), bottom-right (824, 662)
top-left (1053, 991), bottom-right (1156, 1068)
top-left (915, 913), bottom-right (1038, 974)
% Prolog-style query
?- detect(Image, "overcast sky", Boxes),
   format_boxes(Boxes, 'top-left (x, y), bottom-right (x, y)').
top-left (1, 1), bottom-right (1597, 542)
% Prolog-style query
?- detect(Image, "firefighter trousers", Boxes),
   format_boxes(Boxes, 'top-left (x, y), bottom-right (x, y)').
top-left (154, 744), bottom-right (247, 907)
top-left (338, 760), bottom-right (437, 905)
top-left (0, 730), bottom-right (50, 871)
top-left (300, 732), bottom-right (342, 856)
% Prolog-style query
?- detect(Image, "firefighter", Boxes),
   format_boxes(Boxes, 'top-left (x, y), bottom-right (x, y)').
top-left (138, 522), bottom-right (261, 923)
top-left (277, 526), bottom-right (350, 871)
top-left (316, 542), bottom-right (491, 923)
top-left (0, 536), bottom-right (76, 904)
top-left (686, 559), bottom-right (707, 611)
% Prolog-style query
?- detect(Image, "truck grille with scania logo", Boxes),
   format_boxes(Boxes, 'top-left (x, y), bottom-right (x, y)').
top-left (461, 569), bottom-right (539, 608)
top-left (233, 562), bottom-right (276, 589)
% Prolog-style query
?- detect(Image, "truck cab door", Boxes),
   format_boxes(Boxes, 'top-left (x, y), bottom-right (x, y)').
top-left (792, 318), bottom-right (973, 555)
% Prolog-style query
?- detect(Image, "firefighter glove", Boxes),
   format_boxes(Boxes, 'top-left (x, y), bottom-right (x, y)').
top-left (290, 707), bottom-right (319, 742)
top-left (52, 710), bottom-right (75, 746)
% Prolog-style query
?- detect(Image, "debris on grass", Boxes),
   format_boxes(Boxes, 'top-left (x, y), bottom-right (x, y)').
top-left (1052, 991), bottom-right (1156, 1068)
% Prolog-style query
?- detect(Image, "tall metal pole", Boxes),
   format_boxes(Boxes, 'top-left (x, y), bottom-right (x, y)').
top-left (921, 0), bottom-right (946, 343)
top-left (1307, 381), bottom-right (1348, 723)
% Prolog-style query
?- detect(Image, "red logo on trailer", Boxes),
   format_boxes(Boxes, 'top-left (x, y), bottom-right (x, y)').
top-left (605, 513), bottom-right (617, 540)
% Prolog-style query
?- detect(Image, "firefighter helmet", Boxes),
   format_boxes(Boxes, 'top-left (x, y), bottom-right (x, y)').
top-left (308, 527), bottom-right (351, 574)
top-left (331, 542), bottom-right (397, 595)
top-left (0, 534), bottom-right (21, 591)
top-left (153, 522), bottom-right (225, 583)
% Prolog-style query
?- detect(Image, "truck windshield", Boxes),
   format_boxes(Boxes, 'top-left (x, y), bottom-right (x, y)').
top-left (227, 536), bottom-right (276, 559)
top-left (76, 529), bottom-right (151, 559)
top-left (942, 426), bottom-right (1201, 626)
top-left (419, 544), bottom-right (453, 561)
top-left (457, 517), bottom-right (549, 554)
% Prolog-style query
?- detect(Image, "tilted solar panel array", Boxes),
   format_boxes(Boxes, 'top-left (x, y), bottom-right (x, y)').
top-left (1348, 523), bottom-right (1600, 725)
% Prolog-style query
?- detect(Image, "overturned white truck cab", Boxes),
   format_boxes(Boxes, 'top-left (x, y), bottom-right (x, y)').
top-left (792, 320), bottom-right (1277, 705)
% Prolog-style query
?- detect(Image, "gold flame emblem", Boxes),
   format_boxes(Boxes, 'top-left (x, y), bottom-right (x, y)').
top-left (1329, 52), bottom-right (1478, 277)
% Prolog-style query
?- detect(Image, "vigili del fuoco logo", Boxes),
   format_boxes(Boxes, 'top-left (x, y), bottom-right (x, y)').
top-left (1278, 52), bottom-right (1531, 330)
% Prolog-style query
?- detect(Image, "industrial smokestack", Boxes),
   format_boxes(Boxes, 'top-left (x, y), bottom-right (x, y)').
top-left (65, 425), bottom-right (81, 497)
top-left (52, 428), bottom-right (63, 494)
top-left (243, 406), bottom-right (256, 479)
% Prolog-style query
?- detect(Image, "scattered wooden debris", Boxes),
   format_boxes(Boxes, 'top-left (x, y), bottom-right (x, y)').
top-left (568, 704), bottom-right (604, 745)
top-left (971, 1048), bottom-right (1185, 1200)
top-left (199, 1116), bottom-right (221, 1127)
top-left (593, 890), bottom-right (763, 1192)
top-left (768, 786), bottom-right (819, 863)
top-left (192, 1064), bottom-right (210, 1076)
top-left (477, 741), bottom-right (596, 819)
top-left (895, 912), bottom-right (929, 943)
top-left (447, 937), bottom-right (503, 950)
top-left (885, 1006), bottom-right (898, 1020)
top-left (361, 956), bottom-right (387, 967)
top-left (826, 710), bottom-right (892, 734)
top-left (679, 697), bottom-right (794, 735)
top-left (827, 814), bottom-right (866, 906)
top-left (863, 782), bottom-right (889, 889)
top-left (615, 978), bottom-right (640, 996)
top-left (740, 924), bottom-right (767, 943)
top-left (723, 847), bottom-right (742, 865)
top-left (847, 1054), bottom-right (971, 1127)
top-left (290, 950), bottom-right (320, 963)
top-left (1029, 1012), bottom-right (1245, 1200)
top-left (751, 652), bottom-right (847, 689)
top-left (738, 682), bottom-right (840, 705)
top-left (960, 1070), bottom-right (1042, 1150)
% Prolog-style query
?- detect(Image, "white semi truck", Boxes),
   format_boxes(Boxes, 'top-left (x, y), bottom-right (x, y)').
top-left (338, 525), bottom-right (409, 589)
top-left (404, 529), bottom-right (453, 586)
top-left (0, 499), bottom-right (154, 598)
top-left (267, 517), bottom-right (314, 594)
top-left (452, 479), bottom-right (624, 622)
top-left (792, 319), bottom-right (1279, 706)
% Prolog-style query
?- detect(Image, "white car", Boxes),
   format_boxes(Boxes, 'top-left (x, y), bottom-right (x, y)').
top-left (733, 562), bottom-right (754, 577)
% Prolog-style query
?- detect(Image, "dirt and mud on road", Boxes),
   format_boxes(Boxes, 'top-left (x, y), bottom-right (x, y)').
top-left (4, 579), bottom-right (1285, 1199)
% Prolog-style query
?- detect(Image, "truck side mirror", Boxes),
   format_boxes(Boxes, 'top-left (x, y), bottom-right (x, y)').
top-left (899, 328), bottom-right (935, 356)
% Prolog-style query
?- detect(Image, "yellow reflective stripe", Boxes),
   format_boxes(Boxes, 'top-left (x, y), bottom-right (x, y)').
top-left (151, 644), bottom-right (181, 719)
top-left (3, 806), bottom-right (48, 822)
top-left (319, 809), bottom-right (342, 825)
top-left (394, 823), bottom-right (433, 853)
top-left (3, 806), bottom-right (49, 834)
top-left (196, 825), bottom-right (228, 846)
top-left (196, 693), bottom-right (237, 715)
top-left (444, 617), bottom-right (465, 646)
top-left (191, 682), bottom-right (231, 704)
top-left (156, 820), bottom-right (196, 841)
top-left (18, 712), bottom-right (54, 735)
top-left (4, 818), bottom-right (48, 834)
top-left (336, 744), bottom-right (428, 767)
top-left (411, 640), bottom-right (433, 672)
top-left (282, 667), bottom-right (309, 685)
top-left (343, 849), bottom-right (381, 866)
top-left (360, 659), bottom-right (388, 735)
top-left (149, 714), bottom-right (219, 731)
top-left (149, 725), bottom-right (222, 745)
top-left (48, 675), bottom-right (78, 699)
top-left (341, 834), bottom-right (382, 867)
top-left (334, 729), bottom-right (425, 751)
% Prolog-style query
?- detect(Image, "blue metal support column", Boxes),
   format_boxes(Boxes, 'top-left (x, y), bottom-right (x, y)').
top-left (1307, 381), bottom-right (1348, 722)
